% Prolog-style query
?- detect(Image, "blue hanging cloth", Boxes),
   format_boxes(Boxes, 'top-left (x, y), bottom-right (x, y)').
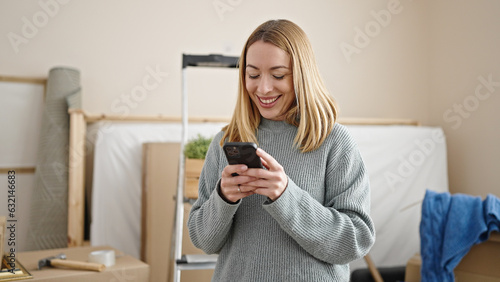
top-left (419, 190), bottom-right (500, 282)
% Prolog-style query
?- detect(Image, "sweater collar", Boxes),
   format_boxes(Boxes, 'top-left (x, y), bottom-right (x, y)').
top-left (259, 118), bottom-right (296, 132)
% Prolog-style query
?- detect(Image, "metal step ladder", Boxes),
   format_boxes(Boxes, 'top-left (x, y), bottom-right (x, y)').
top-left (172, 54), bottom-right (239, 282)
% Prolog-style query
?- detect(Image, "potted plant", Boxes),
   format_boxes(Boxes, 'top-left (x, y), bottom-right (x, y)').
top-left (184, 134), bottom-right (212, 199)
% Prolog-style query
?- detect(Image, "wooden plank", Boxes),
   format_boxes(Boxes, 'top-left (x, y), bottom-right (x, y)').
top-left (364, 254), bottom-right (384, 282)
top-left (70, 109), bottom-right (420, 126)
top-left (82, 113), bottom-right (420, 126)
top-left (68, 109), bottom-right (420, 126)
top-left (67, 110), bottom-right (86, 247)
top-left (140, 144), bottom-right (149, 262)
top-left (0, 216), bottom-right (5, 260)
top-left (0, 76), bottom-right (46, 85)
top-left (338, 117), bottom-right (420, 126)
top-left (83, 111), bottom-right (230, 124)
top-left (0, 75), bottom-right (47, 101)
top-left (0, 168), bottom-right (35, 174)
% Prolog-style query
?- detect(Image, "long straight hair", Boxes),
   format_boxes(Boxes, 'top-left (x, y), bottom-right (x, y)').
top-left (221, 19), bottom-right (338, 153)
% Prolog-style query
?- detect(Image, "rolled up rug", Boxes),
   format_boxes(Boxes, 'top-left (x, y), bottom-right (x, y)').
top-left (27, 67), bottom-right (81, 250)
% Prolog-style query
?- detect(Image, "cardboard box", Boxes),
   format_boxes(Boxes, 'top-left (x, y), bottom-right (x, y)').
top-left (16, 245), bottom-right (149, 282)
top-left (184, 158), bottom-right (204, 199)
top-left (405, 253), bottom-right (422, 282)
top-left (141, 143), bottom-right (214, 282)
top-left (406, 232), bottom-right (500, 282)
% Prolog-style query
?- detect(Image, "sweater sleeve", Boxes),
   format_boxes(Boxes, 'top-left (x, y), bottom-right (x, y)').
top-left (263, 145), bottom-right (375, 265)
top-left (187, 133), bottom-right (239, 254)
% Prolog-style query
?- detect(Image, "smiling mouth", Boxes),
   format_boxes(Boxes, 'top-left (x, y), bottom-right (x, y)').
top-left (258, 95), bottom-right (281, 105)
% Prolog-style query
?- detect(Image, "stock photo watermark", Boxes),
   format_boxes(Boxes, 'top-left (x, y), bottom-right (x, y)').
top-left (110, 65), bottom-right (169, 116)
top-left (51, 64), bottom-right (169, 181)
top-left (6, 171), bottom-right (18, 274)
top-left (213, 0), bottom-right (243, 21)
top-left (340, 0), bottom-right (409, 63)
top-left (443, 74), bottom-right (499, 129)
top-left (384, 129), bottom-right (445, 190)
top-left (7, 0), bottom-right (71, 54)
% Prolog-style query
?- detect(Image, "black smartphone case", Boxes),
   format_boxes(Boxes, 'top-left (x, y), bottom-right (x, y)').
top-left (223, 142), bottom-right (263, 168)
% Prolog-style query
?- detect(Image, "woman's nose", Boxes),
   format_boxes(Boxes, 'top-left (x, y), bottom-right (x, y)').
top-left (257, 76), bottom-right (273, 94)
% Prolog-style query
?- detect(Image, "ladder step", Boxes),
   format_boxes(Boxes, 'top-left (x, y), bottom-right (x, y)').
top-left (175, 255), bottom-right (218, 270)
top-left (177, 254), bottom-right (218, 264)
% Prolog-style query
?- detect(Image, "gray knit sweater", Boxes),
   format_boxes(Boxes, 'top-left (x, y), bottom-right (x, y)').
top-left (188, 118), bottom-right (375, 281)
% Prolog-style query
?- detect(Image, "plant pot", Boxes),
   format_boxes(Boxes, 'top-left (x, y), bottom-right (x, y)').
top-left (184, 158), bottom-right (204, 199)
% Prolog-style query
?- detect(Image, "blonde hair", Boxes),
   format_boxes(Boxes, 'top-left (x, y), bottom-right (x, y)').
top-left (221, 19), bottom-right (338, 152)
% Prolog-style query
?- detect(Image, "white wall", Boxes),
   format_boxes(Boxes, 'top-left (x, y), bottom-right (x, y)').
top-left (0, 0), bottom-right (498, 198)
top-left (428, 0), bottom-right (500, 197)
top-left (0, 0), bottom-right (428, 120)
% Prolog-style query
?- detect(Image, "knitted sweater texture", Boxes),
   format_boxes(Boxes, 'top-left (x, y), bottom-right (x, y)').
top-left (188, 119), bottom-right (375, 281)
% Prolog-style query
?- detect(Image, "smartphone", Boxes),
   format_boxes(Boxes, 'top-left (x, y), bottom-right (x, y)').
top-left (223, 142), bottom-right (263, 169)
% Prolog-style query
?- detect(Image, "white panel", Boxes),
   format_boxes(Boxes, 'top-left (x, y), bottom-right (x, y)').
top-left (347, 125), bottom-right (449, 270)
top-left (89, 122), bottom-right (227, 259)
top-left (0, 81), bottom-right (44, 167)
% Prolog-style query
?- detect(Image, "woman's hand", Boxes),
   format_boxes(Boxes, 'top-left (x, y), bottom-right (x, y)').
top-left (220, 164), bottom-right (257, 203)
top-left (220, 148), bottom-right (288, 202)
top-left (242, 148), bottom-right (288, 201)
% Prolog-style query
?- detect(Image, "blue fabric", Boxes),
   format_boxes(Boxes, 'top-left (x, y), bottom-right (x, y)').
top-left (419, 190), bottom-right (500, 282)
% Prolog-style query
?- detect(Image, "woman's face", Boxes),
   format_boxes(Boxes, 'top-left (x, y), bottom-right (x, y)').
top-left (245, 40), bottom-right (295, 121)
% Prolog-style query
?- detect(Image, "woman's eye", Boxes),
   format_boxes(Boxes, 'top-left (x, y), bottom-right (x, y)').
top-left (248, 74), bottom-right (259, 79)
top-left (273, 75), bottom-right (285, 80)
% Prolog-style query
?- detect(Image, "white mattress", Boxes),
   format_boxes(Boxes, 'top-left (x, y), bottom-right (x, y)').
top-left (89, 122), bottom-right (448, 269)
top-left (89, 122), bottom-right (227, 259)
top-left (347, 125), bottom-right (448, 270)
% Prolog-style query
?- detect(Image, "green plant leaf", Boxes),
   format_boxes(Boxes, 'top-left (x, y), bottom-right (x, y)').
top-left (184, 134), bottom-right (213, 159)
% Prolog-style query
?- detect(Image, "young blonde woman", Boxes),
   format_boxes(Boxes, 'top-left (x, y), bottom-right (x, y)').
top-left (188, 19), bottom-right (375, 281)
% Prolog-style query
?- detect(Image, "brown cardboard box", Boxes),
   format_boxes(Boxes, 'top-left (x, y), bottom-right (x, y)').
top-left (405, 253), bottom-right (422, 282)
top-left (141, 143), bottom-right (214, 282)
top-left (405, 232), bottom-right (500, 282)
top-left (16, 245), bottom-right (149, 282)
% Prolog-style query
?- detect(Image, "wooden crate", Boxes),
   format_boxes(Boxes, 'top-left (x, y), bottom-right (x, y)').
top-left (184, 158), bottom-right (204, 199)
